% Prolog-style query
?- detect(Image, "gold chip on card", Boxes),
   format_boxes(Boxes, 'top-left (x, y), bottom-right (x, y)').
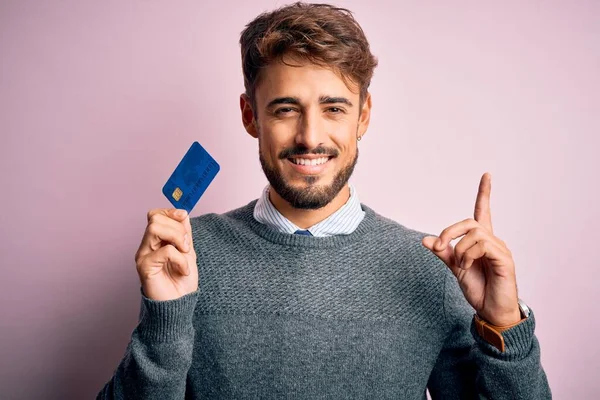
top-left (172, 187), bottom-right (183, 201)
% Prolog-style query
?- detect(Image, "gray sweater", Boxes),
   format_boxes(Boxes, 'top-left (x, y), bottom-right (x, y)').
top-left (98, 200), bottom-right (551, 399)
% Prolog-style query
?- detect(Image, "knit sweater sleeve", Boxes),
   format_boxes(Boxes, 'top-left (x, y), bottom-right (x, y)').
top-left (96, 288), bottom-right (199, 400)
top-left (427, 269), bottom-right (552, 399)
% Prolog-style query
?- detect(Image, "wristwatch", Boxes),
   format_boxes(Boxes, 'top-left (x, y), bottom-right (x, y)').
top-left (517, 298), bottom-right (531, 318)
top-left (474, 298), bottom-right (530, 352)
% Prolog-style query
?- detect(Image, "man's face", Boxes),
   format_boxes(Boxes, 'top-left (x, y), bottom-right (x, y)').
top-left (240, 57), bottom-right (371, 210)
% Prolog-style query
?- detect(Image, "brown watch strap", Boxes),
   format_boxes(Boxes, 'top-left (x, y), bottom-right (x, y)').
top-left (474, 314), bottom-right (525, 352)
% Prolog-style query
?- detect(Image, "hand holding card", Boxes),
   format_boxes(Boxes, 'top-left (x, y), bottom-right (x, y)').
top-left (134, 142), bottom-right (220, 301)
top-left (135, 208), bottom-right (198, 301)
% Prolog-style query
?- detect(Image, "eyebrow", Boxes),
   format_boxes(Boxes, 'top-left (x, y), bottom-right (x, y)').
top-left (266, 95), bottom-right (353, 109)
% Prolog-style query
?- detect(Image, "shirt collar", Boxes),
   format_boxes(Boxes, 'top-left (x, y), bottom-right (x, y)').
top-left (253, 183), bottom-right (365, 237)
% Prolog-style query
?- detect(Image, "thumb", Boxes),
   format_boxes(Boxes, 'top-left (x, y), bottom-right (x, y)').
top-left (422, 235), bottom-right (455, 268)
top-left (182, 214), bottom-right (192, 236)
top-left (168, 209), bottom-right (192, 238)
top-left (168, 208), bottom-right (193, 239)
top-left (169, 208), bottom-right (188, 220)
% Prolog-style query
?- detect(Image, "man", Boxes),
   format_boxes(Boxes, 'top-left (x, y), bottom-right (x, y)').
top-left (98, 2), bottom-right (551, 398)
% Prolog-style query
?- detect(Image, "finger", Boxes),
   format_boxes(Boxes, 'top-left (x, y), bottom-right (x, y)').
top-left (474, 172), bottom-right (493, 234)
top-left (147, 214), bottom-right (189, 252)
top-left (138, 215), bottom-right (189, 259)
top-left (182, 214), bottom-right (192, 237)
top-left (460, 240), bottom-right (507, 271)
top-left (422, 235), bottom-right (458, 269)
top-left (434, 218), bottom-right (480, 252)
top-left (181, 215), bottom-right (195, 253)
top-left (147, 208), bottom-right (188, 223)
top-left (141, 244), bottom-right (190, 278)
top-left (453, 228), bottom-right (511, 267)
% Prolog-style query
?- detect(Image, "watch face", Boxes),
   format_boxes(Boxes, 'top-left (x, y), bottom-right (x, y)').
top-left (518, 298), bottom-right (531, 318)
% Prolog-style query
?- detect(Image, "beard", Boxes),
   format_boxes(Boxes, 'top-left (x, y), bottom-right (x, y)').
top-left (259, 143), bottom-right (359, 210)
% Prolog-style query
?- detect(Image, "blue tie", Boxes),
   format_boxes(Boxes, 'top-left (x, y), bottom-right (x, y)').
top-left (294, 229), bottom-right (313, 236)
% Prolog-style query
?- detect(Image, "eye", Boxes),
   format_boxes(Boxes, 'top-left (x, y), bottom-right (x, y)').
top-left (275, 107), bottom-right (297, 115)
top-left (327, 107), bottom-right (345, 114)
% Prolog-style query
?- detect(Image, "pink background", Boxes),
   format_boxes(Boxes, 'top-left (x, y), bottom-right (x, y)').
top-left (1, 1), bottom-right (598, 398)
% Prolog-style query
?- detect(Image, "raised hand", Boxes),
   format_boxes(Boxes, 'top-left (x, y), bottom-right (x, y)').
top-left (422, 172), bottom-right (521, 326)
top-left (134, 208), bottom-right (198, 301)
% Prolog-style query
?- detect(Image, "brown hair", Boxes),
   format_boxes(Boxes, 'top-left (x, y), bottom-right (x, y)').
top-left (239, 1), bottom-right (378, 115)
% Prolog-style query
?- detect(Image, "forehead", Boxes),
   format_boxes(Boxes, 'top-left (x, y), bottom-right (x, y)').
top-left (255, 58), bottom-right (359, 104)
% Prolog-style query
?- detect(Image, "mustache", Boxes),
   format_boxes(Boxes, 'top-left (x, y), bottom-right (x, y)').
top-left (279, 146), bottom-right (339, 159)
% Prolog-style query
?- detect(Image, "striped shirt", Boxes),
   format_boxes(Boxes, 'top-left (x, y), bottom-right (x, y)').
top-left (253, 183), bottom-right (366, 237)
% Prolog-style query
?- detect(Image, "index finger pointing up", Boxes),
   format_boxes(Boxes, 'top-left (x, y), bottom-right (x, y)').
top-left (474, 172), bottom-right (493, 233)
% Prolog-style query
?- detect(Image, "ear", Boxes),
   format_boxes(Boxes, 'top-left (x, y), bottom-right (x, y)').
top-left (240, 93), bottom-right (258, 138)
top-left (357, 92), bottom-right (372, 138)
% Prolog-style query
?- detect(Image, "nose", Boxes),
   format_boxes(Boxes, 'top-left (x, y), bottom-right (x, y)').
top-left (294, 107), bottom-right (326, 150)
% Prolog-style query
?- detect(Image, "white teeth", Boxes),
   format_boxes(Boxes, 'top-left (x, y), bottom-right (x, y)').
top-left (290, 157), bottom-right (329, 166)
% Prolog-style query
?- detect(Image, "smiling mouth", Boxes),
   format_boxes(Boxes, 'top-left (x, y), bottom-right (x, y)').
top-left (287, 156), bottom-right (334, 166)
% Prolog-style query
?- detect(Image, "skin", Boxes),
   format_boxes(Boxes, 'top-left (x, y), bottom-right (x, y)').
top-left (422, 172), bottom-right (522, 326)
top-left (135, 208), bottom-right (198, 301)
top-left (239, 56), bottom-right (371, 229)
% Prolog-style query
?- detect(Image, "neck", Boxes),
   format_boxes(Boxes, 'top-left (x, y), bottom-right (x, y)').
top-left (268, 184), bottom-right (351, 229)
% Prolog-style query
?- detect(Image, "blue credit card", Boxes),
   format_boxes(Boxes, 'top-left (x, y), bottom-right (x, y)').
top-left (162, 141), bottom-right (220, 214)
